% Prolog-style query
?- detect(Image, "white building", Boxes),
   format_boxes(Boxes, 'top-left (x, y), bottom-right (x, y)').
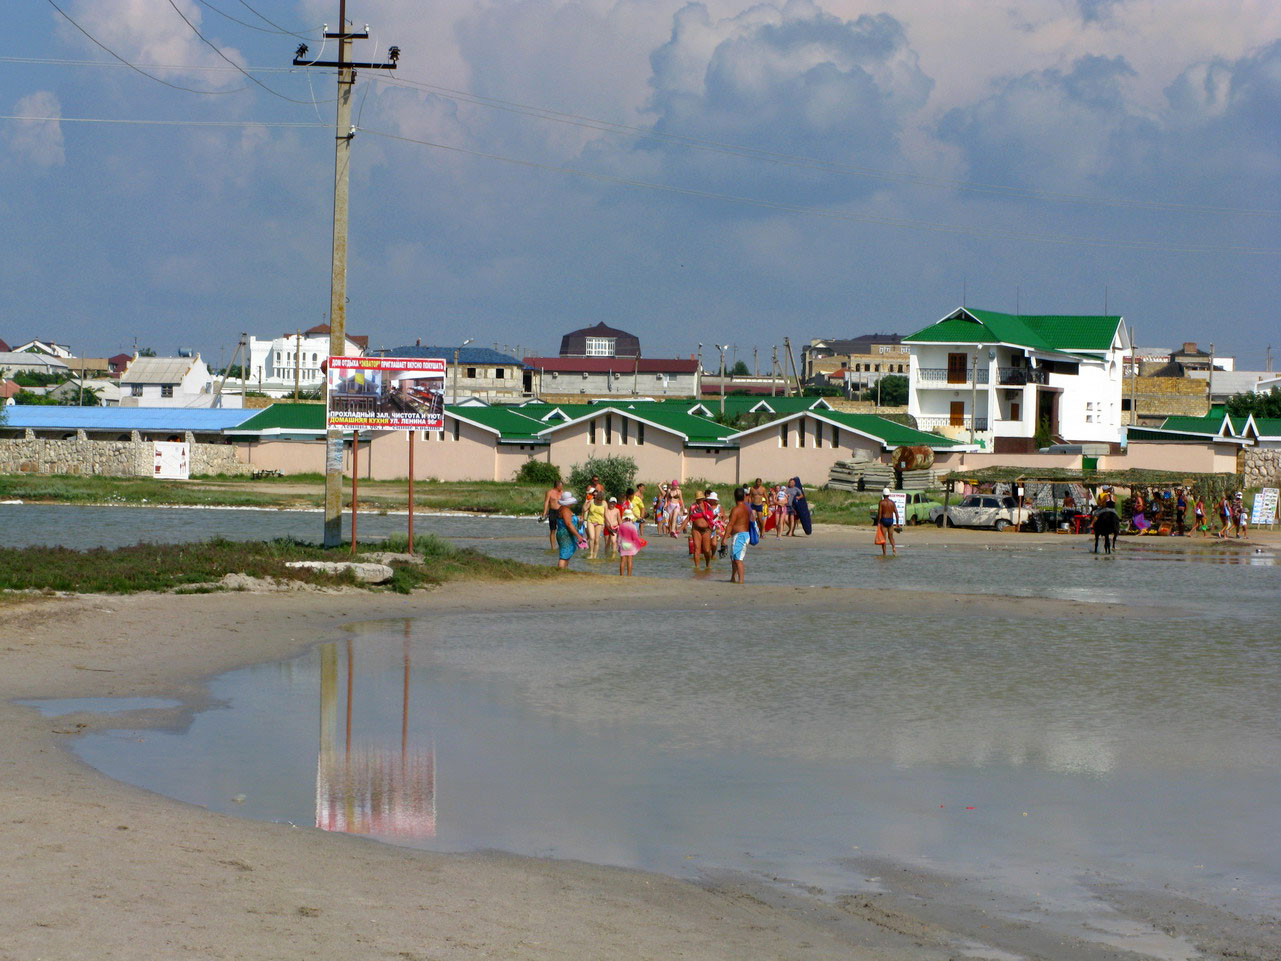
top-left (904, 307), bottom-right (1129, 452)
top-left (246, 324), bottom-right (367, 397)
top-left (118, 354), bottom-right (235, 408)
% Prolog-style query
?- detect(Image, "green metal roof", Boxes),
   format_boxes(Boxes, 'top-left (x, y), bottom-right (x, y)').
top-left (816, 411), bottom-right (964, 448)
top-left (451, 405), bottom-right (547, 441)
top-left (230, 403), bottom-right (326, 433)
top-left (1252, 418), bottom-right (1281, 437)
top-left (904, 308), bottom-right (1121, 354)
top-left (1157, 415), bottom-right (1230, 436)
top-left (545, 403), bottom-right (739, 445)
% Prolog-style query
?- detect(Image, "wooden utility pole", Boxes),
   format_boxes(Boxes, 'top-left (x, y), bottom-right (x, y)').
top-left (293, 2), bottom-right (398, 547)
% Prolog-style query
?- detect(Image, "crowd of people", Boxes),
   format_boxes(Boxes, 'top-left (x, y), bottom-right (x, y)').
top-left (540, 475), bottom-right (818, 581)
top-left (1114, 486), bottom-right (1250, 538)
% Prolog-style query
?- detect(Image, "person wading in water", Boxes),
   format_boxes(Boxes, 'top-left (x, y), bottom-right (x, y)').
top-left (876, 487), bottom-right (900, 556)
top-left (542, 479), bottom-right (564, 550)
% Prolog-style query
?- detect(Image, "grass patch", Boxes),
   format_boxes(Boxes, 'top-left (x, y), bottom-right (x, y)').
top-left (0, 535), bottom-right (556, 595)
top-left (0, 474), bottom-right (286, 508)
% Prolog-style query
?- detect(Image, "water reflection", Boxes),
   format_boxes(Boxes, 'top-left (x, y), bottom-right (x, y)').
top-left (315, 627), bottom-right (436, 839)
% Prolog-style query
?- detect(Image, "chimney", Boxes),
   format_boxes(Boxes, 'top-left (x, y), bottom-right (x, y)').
top-left (416, 338), bottom-right (421, 346)
top-left (1182, 342), bottom-right (1197, 353)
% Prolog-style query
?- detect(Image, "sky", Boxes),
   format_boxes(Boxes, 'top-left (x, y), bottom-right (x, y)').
top-left (2, 0), bottom-right (1279, 371)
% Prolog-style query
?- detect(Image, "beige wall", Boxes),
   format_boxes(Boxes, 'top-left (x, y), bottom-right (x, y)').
top-left (546, 414), bottom-right (686, 484)
top-left (1099, 442), bottom-right (1239, 474)
top-left (683, 447), bottom-right (740, 485)
top-left (938, 452), bottom-right (1083, 472)
top-left (734, 414), bottom-right (885, 483)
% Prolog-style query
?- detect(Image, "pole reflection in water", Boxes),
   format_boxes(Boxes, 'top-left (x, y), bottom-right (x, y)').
top-left (316, 628), bottom-right (436, 838)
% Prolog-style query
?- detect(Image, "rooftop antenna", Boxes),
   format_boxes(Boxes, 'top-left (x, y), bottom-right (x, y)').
top-left (1016, 285), bottom-right (1020, 318)
top-left (962, 274), bottom-right (967, 308)
top-left (1104, 285), bottom-right (1109, 315)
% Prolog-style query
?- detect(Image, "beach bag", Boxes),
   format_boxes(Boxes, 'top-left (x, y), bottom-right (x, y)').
top-left (748, 519), bottom-right (760, 545)
top-left (874, 523), bottom-right (887, 546)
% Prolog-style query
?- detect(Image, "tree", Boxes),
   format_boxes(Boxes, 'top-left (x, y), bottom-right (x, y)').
top-left (137, 346), bottom-right (157, 357)
top-left (730, 360), bottom-right (750, 376)
top-left (1225, 387), bottom-right (1281, 419)
top-left (861, 374), bottom-right (908, 407)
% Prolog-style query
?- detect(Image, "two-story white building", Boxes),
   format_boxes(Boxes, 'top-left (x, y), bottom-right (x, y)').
top-left (246, 324), bottom-right (367, 397)
top-left (904, 308), bottom-right (1129, 452)
top-left (118, 354), bottom-right (234, 408)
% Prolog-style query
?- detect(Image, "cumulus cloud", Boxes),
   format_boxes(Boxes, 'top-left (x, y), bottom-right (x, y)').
top-left (641, 1), bottom-right (932, 197)
top-left (61, 0), bottom-right (247, 89)
top-left (5, 91), bottom-right (65, 169)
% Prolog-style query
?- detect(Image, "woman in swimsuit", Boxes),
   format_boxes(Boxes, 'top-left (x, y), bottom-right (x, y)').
top-left (666, 481), bottom-right (685, 536)
top-left (554, 492), bottom-right (585, 569)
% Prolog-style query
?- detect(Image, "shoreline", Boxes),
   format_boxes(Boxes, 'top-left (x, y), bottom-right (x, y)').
top-left (3, 583), bottom-right (1278, 960)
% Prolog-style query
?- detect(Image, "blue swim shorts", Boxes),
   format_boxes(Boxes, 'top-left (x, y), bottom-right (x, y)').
top-left (731, 531), bottom-right (750, 561)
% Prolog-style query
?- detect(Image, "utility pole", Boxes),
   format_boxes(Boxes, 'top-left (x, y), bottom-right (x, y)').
top-left (1129, 324), bottom-right (1138, 426)
top-left (293, 1), bottom-right (399, 548)
top-left (716, 344), bottom-right (730, 417)
top-left (240, 332), bottom-right (247, 405)
top-left (771, 346), bottom-right (778, 397)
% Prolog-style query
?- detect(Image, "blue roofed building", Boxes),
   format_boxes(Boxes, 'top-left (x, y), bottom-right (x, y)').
top-left (380, 342), bottom-right (527, 402)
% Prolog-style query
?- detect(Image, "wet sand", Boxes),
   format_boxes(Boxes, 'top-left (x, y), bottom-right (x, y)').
top-left (2, 579), bottom-right (1278, 960)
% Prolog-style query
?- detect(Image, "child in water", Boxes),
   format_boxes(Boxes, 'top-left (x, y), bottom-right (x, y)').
top-left (617, 509), bottom-right (643, 576)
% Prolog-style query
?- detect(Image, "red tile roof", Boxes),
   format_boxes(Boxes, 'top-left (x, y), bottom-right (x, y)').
top-left (0, 379), bottom-right (21, 399)
top-left (525, 356), bottom-right (698, 374)
top-left (0, 338), bottom-right (9, 352)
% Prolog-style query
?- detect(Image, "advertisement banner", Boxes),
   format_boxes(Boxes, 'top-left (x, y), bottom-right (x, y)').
top-left (1250, 488), bottom-right (1278, 526)
top-left (153, 441), bottom-right (190, 479)
top-left (326, 356), bottom-right (447, 431)
top-left (888, 491), bottom-right (907, 523)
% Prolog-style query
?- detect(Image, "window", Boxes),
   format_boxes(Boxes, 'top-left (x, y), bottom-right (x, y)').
top-left (161, 385), bottom-right (174, 398)
top-left (130, 384), bottom-right (143, 397)
top-left (589, 419), bottom-right (597, 445)
top-left (466, 367), bottom-right (477, 379)
top-left (780, 423), bottom-right (789, 448)
top-left (621, 418), bottom-right (628, 444)
top-left (585, 337), bottom-right (615, 357)
top-left (605, 414), bottom-right (612, 445)
top-left (495, 368), bottom-right (505, 379)
top-left (797, 418), bottom-right (806, 447)
top-left (636, 422), bottom-right (644, 445)
top-left (831, 424), bottom-right (839, 448)
top-left (453, 419), bottom-right (460, 441)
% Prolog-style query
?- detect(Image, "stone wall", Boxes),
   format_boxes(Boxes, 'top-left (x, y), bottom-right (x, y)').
top-left (1131, 376), bottom-right (1209, 422)
top-left (1243, 447), bottom-right (1281, 489)
top-left (0, 432), bottom-right (248, 477)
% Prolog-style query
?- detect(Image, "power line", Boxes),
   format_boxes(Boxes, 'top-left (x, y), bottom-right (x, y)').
top-left (358, 125), bottom-right (1281, 256)
top-left (191, 0), bottom-right (322, 38)
top-left (160, 0), bottom-right (325, 105)
top-left (0, 115), bottom-right (325, 129)
top-left (374, 73), bottom-right (1281, 219)
top-left (233, 0), bottom-right (314, 40)
top-left (41, 0), bottom-right (248, 95)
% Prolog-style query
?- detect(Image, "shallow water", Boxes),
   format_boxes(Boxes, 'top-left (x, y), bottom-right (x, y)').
top-left (2, 503), bottom-right (1276, 617)
top-left (64, 599), bottom-right (1281, 930)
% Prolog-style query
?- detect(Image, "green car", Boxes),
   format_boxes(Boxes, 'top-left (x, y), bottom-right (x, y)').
top-left (867, 491), bottom-right (943, 525)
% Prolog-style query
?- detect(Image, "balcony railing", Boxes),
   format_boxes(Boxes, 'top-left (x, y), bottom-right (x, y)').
top-left (915, 415), bottom-right (989, 431)
top-left (997, 366), bottom-right (1047, 386)
top-left (916, 367), bottom-right (989, 385)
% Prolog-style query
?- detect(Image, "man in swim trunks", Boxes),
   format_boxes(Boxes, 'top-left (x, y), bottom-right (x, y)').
top-left (726, 487), bottom-right (752, 584)
top-left (542, 479), bottom-right (564, 550)
top-left (876, 487), bottom-right (900, 556)
top-left (750, 478), bottom-right (767, 520)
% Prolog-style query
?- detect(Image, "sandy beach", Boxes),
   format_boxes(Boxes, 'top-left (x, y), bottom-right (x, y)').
top-left (3, 572), bottom-right (1279, 961)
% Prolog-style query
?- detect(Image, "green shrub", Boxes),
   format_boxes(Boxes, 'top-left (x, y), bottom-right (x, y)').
top-left (514, 459), bottom-right (561, 485)
top-left (568, 456), bottom-right (637, 501)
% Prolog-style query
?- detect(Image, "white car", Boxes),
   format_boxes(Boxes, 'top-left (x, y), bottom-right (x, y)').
top-left (930, 494), bottom-right (1031, 531)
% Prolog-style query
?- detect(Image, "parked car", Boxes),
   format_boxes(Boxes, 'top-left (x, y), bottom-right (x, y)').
top-left (929, 494), bottom-right (1032, 531)
top-left (867, 491), bottom-right (943, 525)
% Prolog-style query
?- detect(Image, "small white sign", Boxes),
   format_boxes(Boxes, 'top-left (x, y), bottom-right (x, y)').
top-left (153, 441), bottom-right (189, 480)
top-left (888, 491), bottom-right (907, 523)
top-left (1250, 488), bottom-right (1278, 526)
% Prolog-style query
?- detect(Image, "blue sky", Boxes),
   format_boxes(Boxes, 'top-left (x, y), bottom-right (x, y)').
top-left (2, 0), bottom-right (1279, 370)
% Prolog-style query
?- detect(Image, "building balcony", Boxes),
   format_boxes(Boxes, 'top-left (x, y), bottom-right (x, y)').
top-left (997, 366), bottom-right (1047, 386)
top-left (915, 415), bottom-right (989, 431)
top-left (916, 367), bottom-right (989, 386)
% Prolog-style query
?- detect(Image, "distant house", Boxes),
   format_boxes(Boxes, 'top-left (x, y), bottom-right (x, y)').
top-left (802, 334), bottom-right (909, 386)
top-left (904, 307), bottom-right (1129, 451)
top-left (559, 322), bottom-right (641, 358)
top-left (118, 354), bottom-right (229, 408)
top-left (11, 339), bottom-right (74, 358)
top-left (246, 323), bottom-right (368, 397)
top-left (0, 338), bottom-right (10, 353)
top-left (382, 342), bottom-right (525, 402)
top-left (0, 351), bottom-right (70, 378)
top-left (108, 353), bottom-right (134, 378)
top-left (528, 323), bottom-right (700, 397)
top-left (48, 378), bottom-right (122, 407)
top-left (0, 379), bottom-right (19, 405)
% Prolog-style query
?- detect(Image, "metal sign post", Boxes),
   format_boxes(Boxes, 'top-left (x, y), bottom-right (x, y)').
top-left (351, 429), bottom-right (359, 555)
top-left (408, 431), bottom-right (415, 553)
